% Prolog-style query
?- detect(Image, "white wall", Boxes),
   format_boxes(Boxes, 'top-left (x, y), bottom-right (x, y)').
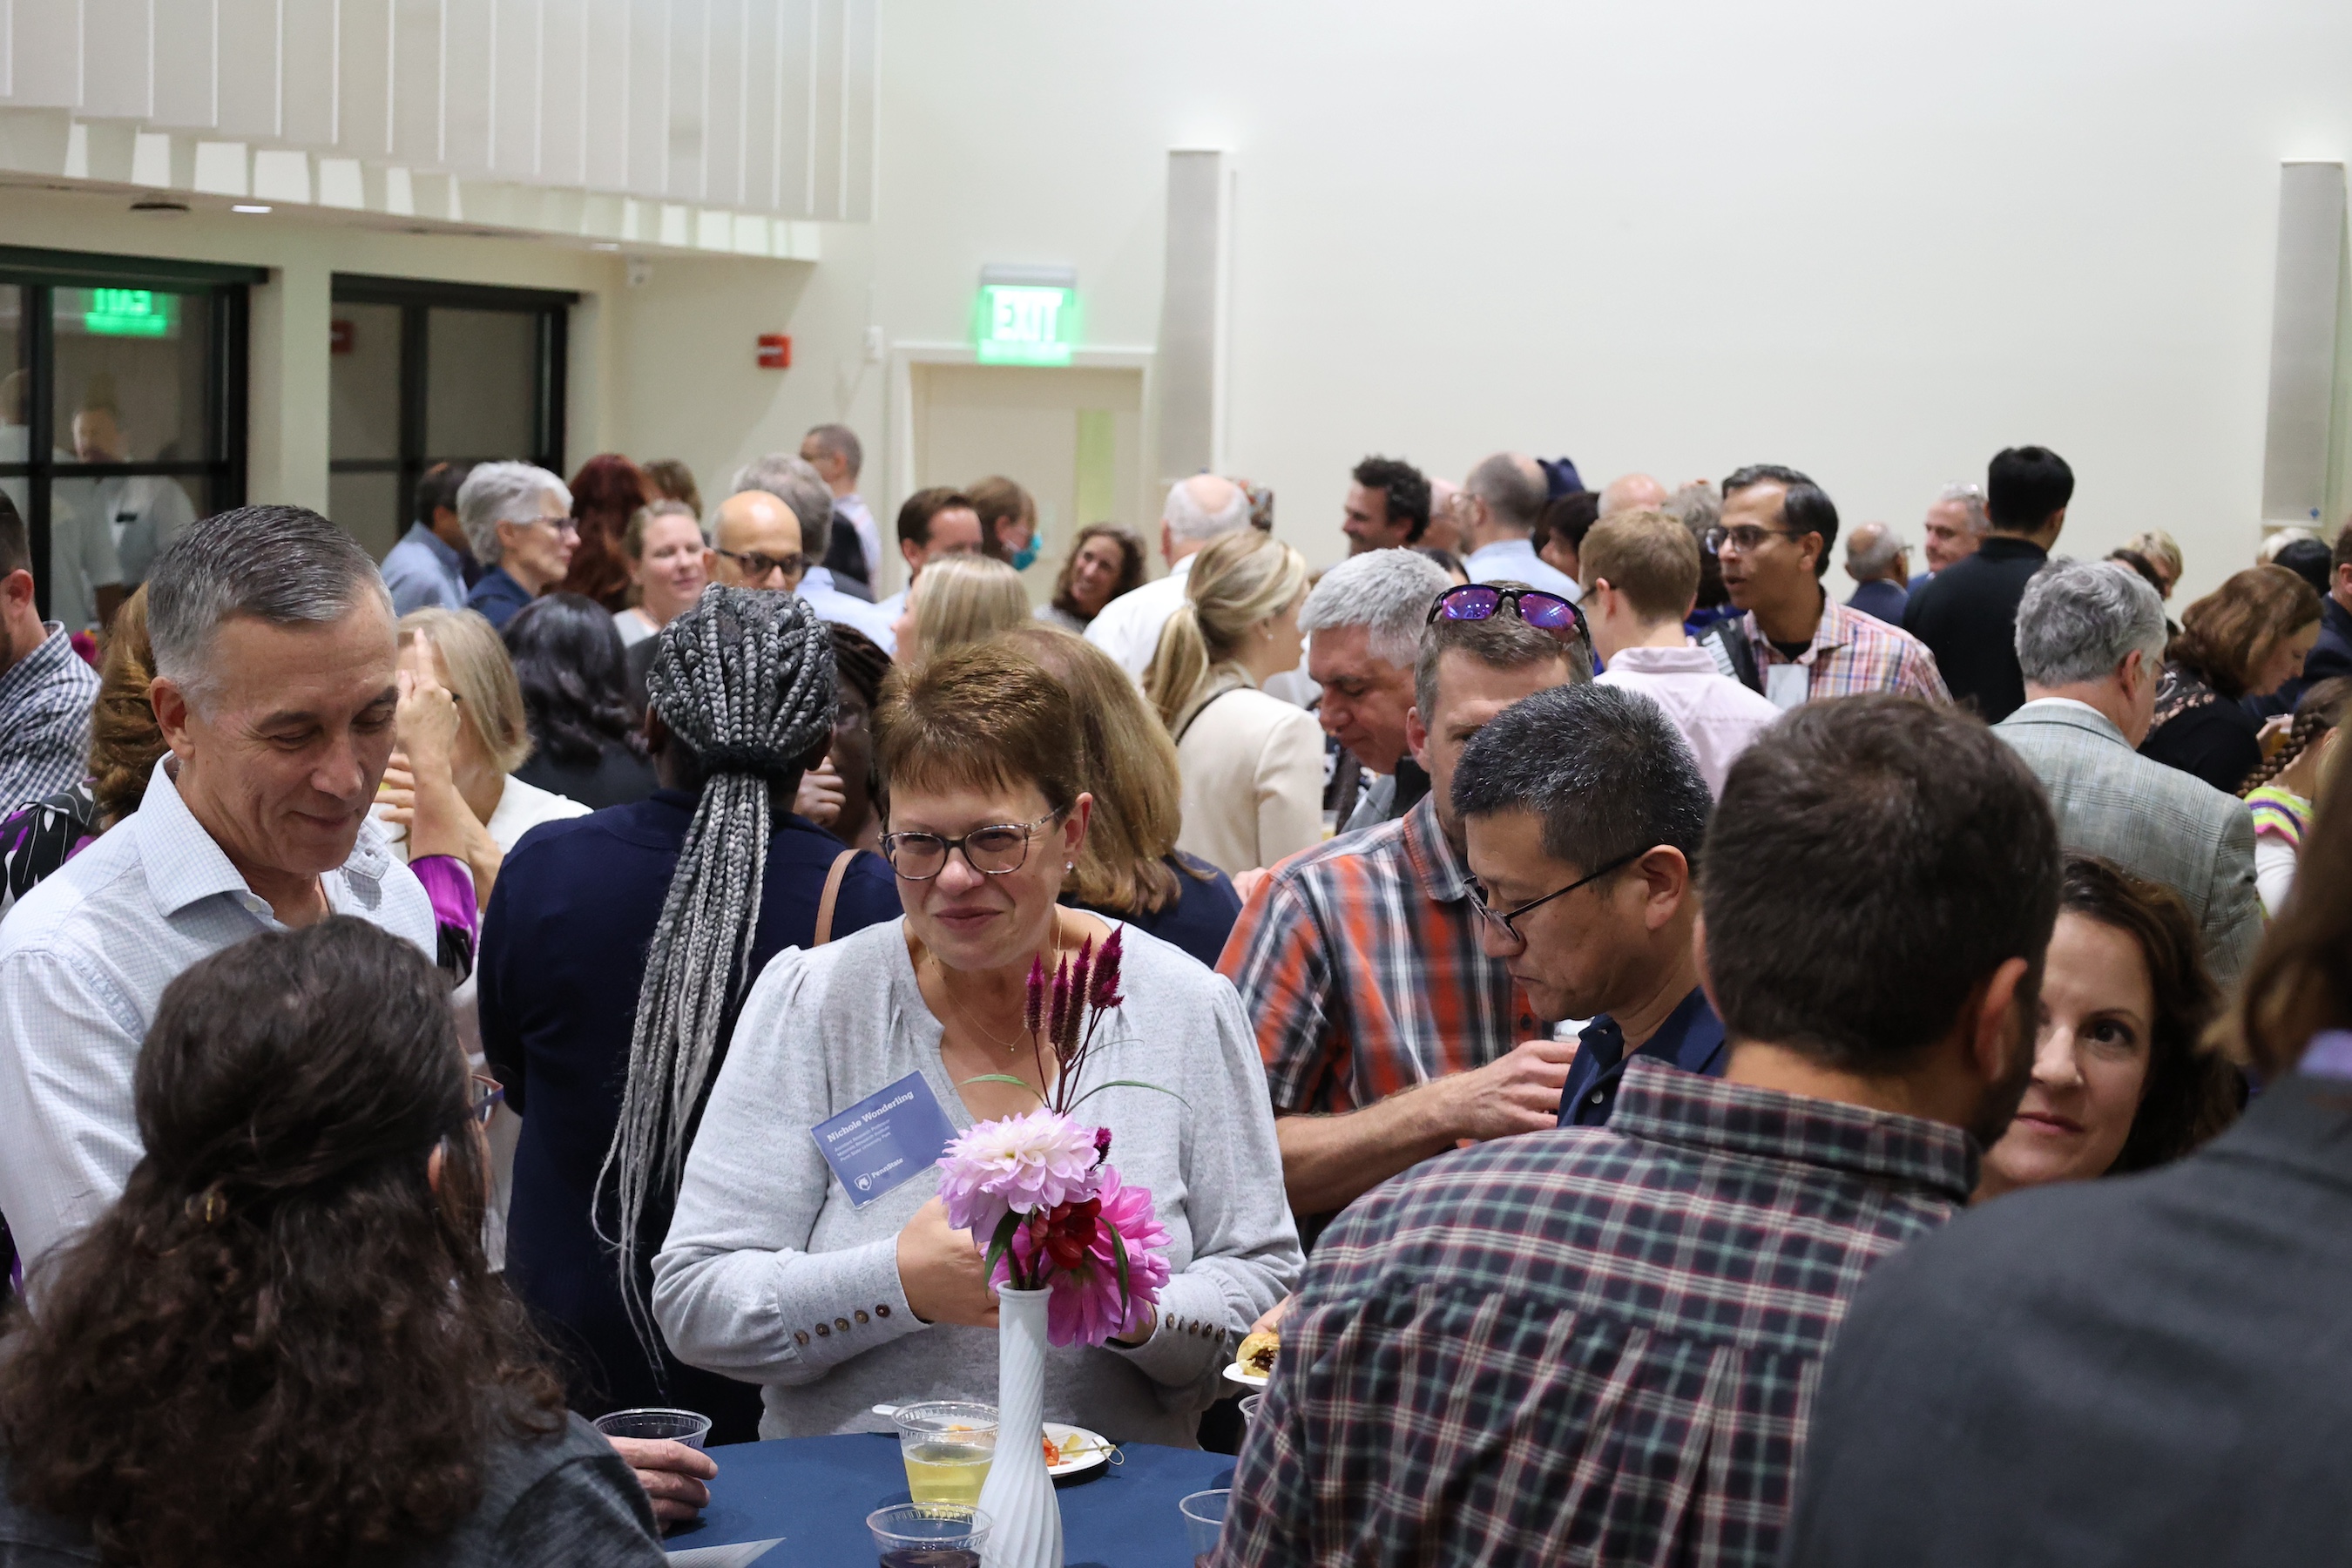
top-left (864, 0), bottom-right (2352, 603)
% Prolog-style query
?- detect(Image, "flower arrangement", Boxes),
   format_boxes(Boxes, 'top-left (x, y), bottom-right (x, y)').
top-left (936, 929), bottom-right (1173, 1347)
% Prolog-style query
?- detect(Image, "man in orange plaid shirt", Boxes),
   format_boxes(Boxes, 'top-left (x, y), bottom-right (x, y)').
top-left (1219, 589), bottom-right (1585, 1240)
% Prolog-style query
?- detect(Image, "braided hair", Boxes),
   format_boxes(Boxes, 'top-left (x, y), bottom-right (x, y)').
top-left (2240, 677), bottom-right (2351, 796)
top-left (598, 586), bottom-right (838, 1342)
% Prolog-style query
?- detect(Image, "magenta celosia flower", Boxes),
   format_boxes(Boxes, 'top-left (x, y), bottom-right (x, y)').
top-left (991, 1164), bottom-right (1172, 1347)
top-left (936, 1108), bottom-right (1103, 1240)
top-left (1089, 929), bottom-right (1124, 1011)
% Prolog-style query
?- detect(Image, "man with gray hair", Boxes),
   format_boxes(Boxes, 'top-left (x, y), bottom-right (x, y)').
top-left (1302, 548), bottom-right (1456, 831)
top-left (1995, 558), bottom-right (2261, 982)
top-left (1085, 473), bottom-right (1253, 678)
top-left (459, 460), bottom-right (577, 630)
top-left (0, 505), bottom-right (438, 1270)
top-left (1842, 521), bottom-right (1912, 624)
top-left (1916, 481), bottom-right (1990, 584)
top-left (1462, 452), bottom-right (1580, 602)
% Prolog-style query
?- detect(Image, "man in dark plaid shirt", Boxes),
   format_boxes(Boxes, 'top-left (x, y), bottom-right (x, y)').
top-left (1214, 693), bottom-right (2060, 1567)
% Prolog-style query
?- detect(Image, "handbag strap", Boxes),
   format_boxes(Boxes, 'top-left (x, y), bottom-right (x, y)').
top-left (813, 848), bottom-right (857, 947)
top-left (1173, 679), bottom-right (1245, 744)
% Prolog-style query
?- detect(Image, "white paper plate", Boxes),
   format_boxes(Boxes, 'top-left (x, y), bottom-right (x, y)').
top-left (1222, 1362), bottom-right (1269, 1390)
top-left (1044, 1422), bottom-right (1110, 1478)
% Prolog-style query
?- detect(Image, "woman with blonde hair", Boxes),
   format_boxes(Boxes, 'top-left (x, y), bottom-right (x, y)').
top-left (890, 551), bottom-right (1031, 663)
top-left (611, 500), bottom-right (709, 648)
top-left (377, 608), bottom-right (591, 909)
top-left (1003, 625), bottom-right (1243, 965)
top-left (1142, 527), bottom-right (1322, 875)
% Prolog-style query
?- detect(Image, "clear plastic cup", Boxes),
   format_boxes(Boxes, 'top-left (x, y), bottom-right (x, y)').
top-left (591, 1407), bottom-right (713, 1450)
top-left (1181, 1488), bottom-right (1231, 1558)
top-left (891, 1402), bottom-right (998, 1508)
top-left (868, 1503), bottom-right (991, 1568)
top-left (1238, 1395), bottom-right (1262, 1425)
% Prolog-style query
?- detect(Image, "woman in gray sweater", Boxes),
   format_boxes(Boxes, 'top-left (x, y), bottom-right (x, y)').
top-left (653, 642), bottom-right (1301, 1446)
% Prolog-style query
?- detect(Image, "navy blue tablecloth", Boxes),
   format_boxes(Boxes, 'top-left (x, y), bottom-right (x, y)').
top-left (670, 1432), bottom-right (1236, 1566)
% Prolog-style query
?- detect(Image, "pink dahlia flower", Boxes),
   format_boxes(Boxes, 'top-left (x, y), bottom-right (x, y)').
top-left (993, 1164), bottom-right (1173, 1347)
top-left (936, 1108), bottom-right (1103, 1240)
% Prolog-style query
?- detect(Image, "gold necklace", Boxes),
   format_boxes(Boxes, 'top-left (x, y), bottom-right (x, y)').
top-left (924, 947), bottom-right (1055, 1056)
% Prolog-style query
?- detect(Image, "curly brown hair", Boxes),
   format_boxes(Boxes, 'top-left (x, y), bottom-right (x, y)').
top-left (1050, 524), bottom-right (1146, 625)
top-left (88, 583), bottom-right (166, 826)
top-left (558, 452), bottom-right (655, 611)
top-left (0, 918), bottom-right (565, 1568)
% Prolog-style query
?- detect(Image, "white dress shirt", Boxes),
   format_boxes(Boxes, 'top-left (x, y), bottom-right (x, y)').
top-left (1595, 645), bottom-right (1784, 798)
top-left (836, 492), bottom-right (880, 578)
top-left (1463, 536), bottom-right (1582, 603)
top-left (96, 474), bottom-right (197, 588)
top-left (1084, 555), bottom-right (1196, 679)
top-left (0, 757), bottom-right (436, 1274)
top-left (805, 577), bottom-right (900, 653)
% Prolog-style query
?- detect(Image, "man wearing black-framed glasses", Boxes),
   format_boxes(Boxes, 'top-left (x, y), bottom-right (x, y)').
top-left (1454, 682), bottom-right (1720, 1127)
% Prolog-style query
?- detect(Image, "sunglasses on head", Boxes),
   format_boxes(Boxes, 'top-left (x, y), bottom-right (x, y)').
top-left (1427, 583), bottom-right (1589, 645)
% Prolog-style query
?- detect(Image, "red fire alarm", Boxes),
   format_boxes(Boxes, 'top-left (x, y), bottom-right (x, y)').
top-left (757, 333), bottom-right (791, 368)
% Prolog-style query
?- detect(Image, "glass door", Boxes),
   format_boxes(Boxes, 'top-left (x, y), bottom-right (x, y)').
top-left (0, 247), bottom-right (258, 629)
top-left (328, 275), bottom-right (573, 563)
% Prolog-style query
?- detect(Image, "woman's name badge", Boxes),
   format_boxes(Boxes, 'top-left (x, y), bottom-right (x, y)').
top-left (811, 1071), bottom-right (957, 1208)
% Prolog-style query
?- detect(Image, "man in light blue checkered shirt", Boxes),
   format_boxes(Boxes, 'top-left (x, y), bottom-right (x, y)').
top-left (0, 498), bottom-right (102, 812)
top-left (0, 506), bottom-right (434, 1281)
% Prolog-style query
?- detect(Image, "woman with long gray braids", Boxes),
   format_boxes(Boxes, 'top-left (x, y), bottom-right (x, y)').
top-left (478, 585), bottom-right (902, 1443)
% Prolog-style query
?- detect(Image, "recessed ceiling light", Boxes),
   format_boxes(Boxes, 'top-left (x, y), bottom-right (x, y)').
top-left (231, 203), bottom-right (272, 213)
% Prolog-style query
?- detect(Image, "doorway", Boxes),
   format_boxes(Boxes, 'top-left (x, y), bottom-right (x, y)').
top-left (908, 362), bottom-right (1145, 600)
top-left (328, 274), bottom-right (575, 562)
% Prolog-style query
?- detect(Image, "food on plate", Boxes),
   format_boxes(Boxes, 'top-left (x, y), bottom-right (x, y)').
top-left (1235, 1328), bottom-right (1279, 1379)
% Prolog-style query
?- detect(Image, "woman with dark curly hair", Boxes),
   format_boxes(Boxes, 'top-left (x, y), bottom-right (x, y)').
top-left (557, 453), bottom-right (655, 612)
top-left (2139, 564), bottom-right (2322, 793)
top-left (0, 916), bottom-right (675, 1566)
top-left (1976, 853), bottom-right (2243, 1201)
top-left (1038, 522), bottom-right (1146, 632)
top-left (503, 592), bottom-right (659, 809)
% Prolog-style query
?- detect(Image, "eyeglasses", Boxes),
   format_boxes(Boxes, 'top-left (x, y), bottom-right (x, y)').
top-left (468, 1072), bottom-right (505, 1127)
top-left (1427, 584), bottom-right (1589, 645)
top-left (519, 513), bottom-right (580, 537)
top-left (713, 547), bottom-right (808, 581)
top-left (1704, 524), bottom-right (1806, 555)
top-left (1467, 849), bottom-right (1644, 947)
top-left (882, 808), bottom-right (1064, 881)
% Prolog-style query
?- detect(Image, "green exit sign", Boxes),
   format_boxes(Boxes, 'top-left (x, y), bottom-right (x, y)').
top-left (84, 288), bottom-right (171, 336)
top-left (976, 284), bottom-right (1076, 365)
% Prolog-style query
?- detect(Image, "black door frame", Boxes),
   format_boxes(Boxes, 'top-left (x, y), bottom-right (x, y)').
top-left (328, 274), bottom-right (578, 536)
top-left (0, 246), bottom-right (263, 621)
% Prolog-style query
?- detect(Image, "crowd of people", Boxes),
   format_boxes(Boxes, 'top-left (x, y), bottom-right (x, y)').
top-left (0, 422), bottom-right (2347, 1566)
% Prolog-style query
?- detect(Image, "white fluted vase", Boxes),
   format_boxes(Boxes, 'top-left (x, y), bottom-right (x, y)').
top-left (977, 1286), bottom-right (1063, 1568)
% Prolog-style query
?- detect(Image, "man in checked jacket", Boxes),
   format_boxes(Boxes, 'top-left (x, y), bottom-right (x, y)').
top-left (1213, 693), bottom-right (2058, 1568)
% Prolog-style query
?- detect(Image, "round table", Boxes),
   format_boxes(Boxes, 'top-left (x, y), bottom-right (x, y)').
top-left (664, 1432), bottom-right (1237, 1566)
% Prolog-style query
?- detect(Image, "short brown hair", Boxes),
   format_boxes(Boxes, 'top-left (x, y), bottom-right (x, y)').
top-left (2170, 564), bottom-right (2322, 699)
top-left (967, 476), bottom-right (1036, 564)
top-left (876, 641), bottom-right (1082, 820)
top-left (1578, 510), bottom-right (1700, 622)
top-left (897, 486), bottom-right (977, 551)
top-left (1412, 578), bottom-right (1585, 722)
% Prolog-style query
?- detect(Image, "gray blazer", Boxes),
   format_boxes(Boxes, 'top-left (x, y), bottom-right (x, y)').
top-left (1994, 700), bottom-right (2261, 986)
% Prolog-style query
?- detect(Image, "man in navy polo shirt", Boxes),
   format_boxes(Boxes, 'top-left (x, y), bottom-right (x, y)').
top-left (1450, 682), bottom-right (1723, 1126)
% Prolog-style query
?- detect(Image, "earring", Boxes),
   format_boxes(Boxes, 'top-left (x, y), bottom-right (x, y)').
top-left (1065, 861), bottom-right (1075, 870)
